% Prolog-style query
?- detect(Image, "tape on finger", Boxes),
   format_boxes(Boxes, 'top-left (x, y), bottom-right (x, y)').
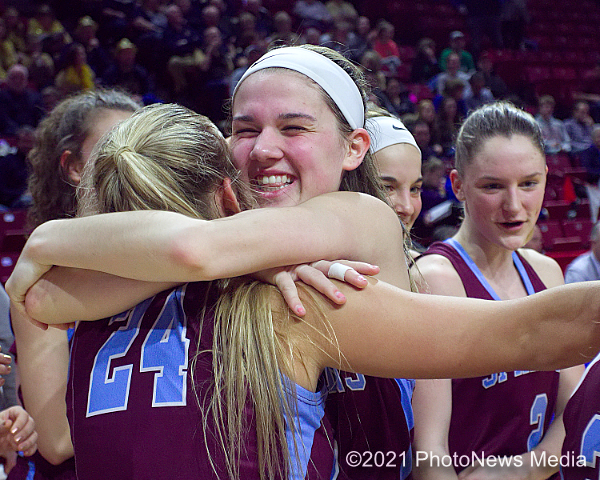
top-left (328, 263), bottom-right (353, 282)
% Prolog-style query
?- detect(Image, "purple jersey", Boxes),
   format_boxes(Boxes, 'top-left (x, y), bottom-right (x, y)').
top-left (67, 282), bottom-right (335, 480)
top-left (561, 352), bottom-right (600, 480)
top-left (324, 370), bottom-right (414, 479)
top-left (418, 241), bottom-right (560, 463)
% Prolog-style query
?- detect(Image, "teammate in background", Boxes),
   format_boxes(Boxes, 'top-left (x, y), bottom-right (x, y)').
top-left (413, 102), bottom-right (584, 480)
top-left (367, 109), bottom-right (423, 254)
top-left (9, 89), bottom-right (139, 479)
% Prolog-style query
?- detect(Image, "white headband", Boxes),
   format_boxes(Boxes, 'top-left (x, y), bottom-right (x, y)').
top-left (366, 116), bottom-right (421, 155)
top-left (234, 47), bottom-right (364, 129)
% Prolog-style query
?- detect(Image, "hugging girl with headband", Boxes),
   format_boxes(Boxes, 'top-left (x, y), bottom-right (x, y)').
top-left (9, 47), bottom-right (600, 480)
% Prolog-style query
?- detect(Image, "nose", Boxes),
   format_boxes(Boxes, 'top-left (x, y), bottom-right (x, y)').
top-left (392, 191), bottom-right (414, 222)
top-left (248, 127), bottom-right (284, 164)
top-left (503, 186), bottom-right (521, 215)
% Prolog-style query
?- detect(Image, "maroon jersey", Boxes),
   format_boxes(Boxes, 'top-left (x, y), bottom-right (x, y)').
top-left (324, 371), bottom-right (414, 479)
top-left (67, 282), bottom-right (335, 480)
top-left (418, 241), bottom-right (560, 464)
top-left (561, 352), bottom-right (600, 480)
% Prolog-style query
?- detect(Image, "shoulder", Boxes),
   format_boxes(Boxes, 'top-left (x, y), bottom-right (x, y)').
top-left (517, 248), bottom-right (565, 288)
top-left (412, 253), bottom-right (466, 296)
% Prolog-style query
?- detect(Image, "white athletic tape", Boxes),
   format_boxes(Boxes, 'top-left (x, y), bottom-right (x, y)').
top-left (328, 263), bottom-right (353, 282)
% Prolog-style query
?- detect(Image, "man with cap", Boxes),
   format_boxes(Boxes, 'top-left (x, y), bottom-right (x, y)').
top-left (439, 31), bottom-right (475, 73)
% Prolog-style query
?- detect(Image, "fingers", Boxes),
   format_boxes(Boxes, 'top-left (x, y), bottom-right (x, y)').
top-left (311, 260), bottom-right (379, 288)
top-left (274, 271), bottom-right (306, 317)
top-left (295, 265), bottom-right (347, 305)
top-left (4, 407), bottom-right (37, 456)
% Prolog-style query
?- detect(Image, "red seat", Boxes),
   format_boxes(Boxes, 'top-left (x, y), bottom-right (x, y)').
top-left (561, 219), bottom-right (594, 247)
top-left (538, 221), bottom-right (564, 250)
top-left (543, 200), bottom-right (571, 220)
top-left (546, 153), bottom-right (571, 173)
top-left (0, 229), bottom-right (28, 253)
top-left (551, 236), bottom-right (584, 251)
top-left (524, 65), bottom-right (551, 83)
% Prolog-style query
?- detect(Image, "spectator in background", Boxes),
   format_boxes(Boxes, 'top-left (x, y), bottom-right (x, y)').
top-left (55, 43), bottom-right (96, 96)
top-left (435, 77), bottom-right (468, 118)
top-left (535, 95), bottom-right (571, 154)
top-left (372, 20), bottom-right (401, 78)
top-left (174, 0), bottom-right (204, 33)
top-left (0, 18), bottom-right (18, 80)
top-left (0, 127), bottom-right (34, 209)
top-left (27, 4), bottom-right (71, 46)
top-left (301, 26), bottom-right (322, 45)
top-left (477, 51), bottom-right (508, 99)
top-left (164, 3), bottom-right (202, 97)
top-left (360, 49), bottom-right (387, 92)
top-left (101, 38), bottom-right (154, 104)
top-left (439, 30), bottom-right (475, 73)
top-left (412, 156), bottom-right (452, 244)
top-left (325, 0), bottom-right (358, 23)
top-left (268, 11), bottom-right (299, 46)
top-left (21, 33), bottom-right (55, 91)
top-left (565, 222), bottom-right (600, 283)
top-left (242, 0), bottom-right (273, 39)
top-left (194, 26), bottom-right (233, 123)
top-left (581, 125), bottom-right (600, 223)
top-left (346, 15), bottom-right (371, 63)
top-left (234, 12), bottom-right (261, 52)
top-left (0, 64), bottom-right (43, 137)
top-left (465, 71), bottom-right (494, 113)
top-left (73, 16), bottom-right (111, 79)
top-left (293, 0), bottom-right (333, 32)
top-left (565, 101), bottom-right (594, 155)
top-left (435, 95), bottom-right (462, 157)
top-left (229, 43), bottom-right (266, 94)
top-left (320, 21), bottom-right (354, 55)
top-left (435, 52), bottom-right (472, 97)
top-left (382, 77), bottom-right (415, 118)
top-left (411, 37), bottom-right (440, 84)
top-left (3, 7), bottom-right (26, 55)
top-left (411, 120), bottom-right (442, 162)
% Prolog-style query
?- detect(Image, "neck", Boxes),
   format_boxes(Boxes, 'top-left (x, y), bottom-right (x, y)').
top-left (454, 216), bottom-right (515, 275)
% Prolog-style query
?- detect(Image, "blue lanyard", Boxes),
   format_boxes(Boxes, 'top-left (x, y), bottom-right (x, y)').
top-left (444, 238), bottom-right (536, 300)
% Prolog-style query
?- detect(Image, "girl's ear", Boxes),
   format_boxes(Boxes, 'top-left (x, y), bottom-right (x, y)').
top-left (60, 150), bottom-right (85, 185)
top-left (342, 128), bottom-right (370, 172)
top-left (216, 177), bottom-right (242, 217)
top-left (450, 169), bottom-right (465, 201)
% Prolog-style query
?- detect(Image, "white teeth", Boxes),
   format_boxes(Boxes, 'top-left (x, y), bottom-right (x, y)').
top-left (256, 174), bottom-right (291, 186)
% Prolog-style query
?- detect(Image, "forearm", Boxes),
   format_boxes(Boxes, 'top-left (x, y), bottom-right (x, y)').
top-left (11, 307), bottom-right (73, 464)
top-left (315, 280), bottom-right (600, 380)
top-left (25, 267), bottom-right (178, 324)
top-left (21, 192), bottom-right (403, 284)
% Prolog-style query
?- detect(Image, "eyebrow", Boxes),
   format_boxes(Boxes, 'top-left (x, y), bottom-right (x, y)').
top-left (279, 112), bottom-right (317, 121)
top-left (380, 176), bottom-right (423, 184)
top-left (231, 112), bottom-right (318, 123)
top-left (480, 172), bottom-right (544, 181)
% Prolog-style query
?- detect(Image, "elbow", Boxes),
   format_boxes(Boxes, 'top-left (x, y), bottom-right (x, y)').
top-left (24, 280), bottom-right (56, 324)
top-left (167, 230), bottom-right (218, 281)
top-left (38, 441), bottom-right (73, 466)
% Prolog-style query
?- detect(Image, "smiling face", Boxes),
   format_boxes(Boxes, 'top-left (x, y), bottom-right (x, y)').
top-left (452, 134), bottom-right (547, 251)
top-left (230, 69), bottom-right (362, 208)
top-left (374, 143), bottom-right (422, 230)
